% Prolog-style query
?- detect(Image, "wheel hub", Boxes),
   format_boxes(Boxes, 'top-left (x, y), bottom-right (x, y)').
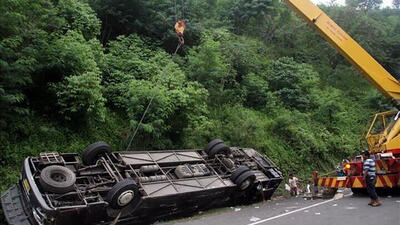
top-left (240, 179), bottom-right (251, 190)
top-left (51, 172), bottom-right (67, 183)
top-left (117, 190), bottom-right (134, 207)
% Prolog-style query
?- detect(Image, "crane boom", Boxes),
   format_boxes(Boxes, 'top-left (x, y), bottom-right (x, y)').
top-left (283, 0), bottom-right (400, 106)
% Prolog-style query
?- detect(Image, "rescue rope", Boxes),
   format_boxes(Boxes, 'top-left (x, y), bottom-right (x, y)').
top-left (110, 212), bottom-right (121, 225)
top-left (125, 0), bottom-right (186, 151)
top-left (125, 92), bottom-right (156, 151)
top-left (174, 42), bottom-right (182, 54)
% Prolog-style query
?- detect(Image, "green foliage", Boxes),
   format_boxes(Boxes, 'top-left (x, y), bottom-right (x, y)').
top-left (394, 0), bottom-right (400, 8)
top-left (227, 0), bottom-right (280, 38)
top-left (44, 31), bottom-right (106, 121)
top-left (187, 35), bottom-right (229, 87)
top-left (182, 105), bottom-right (357, 176)
top-left (100, 34), bottom-right (209, 149)
top-left (57, 0), bottom-right (101, 39)
top-left (47, 30), bottom-right (100, 76)
top-left (1, 0), bottom-right (399, 200)
top-left (89, 0), bottom-right (203, 50)
top-left (186, 34), bottom-right (231, 104)
top-left (266, 57), bottom-right (319, 110)
top-left (124, 61), bottom-right (209, 149)
top-left (102, 34), bottom-right (162, 107)
top-left (242, 72), bottom-right (276, 111)
top-left (52, 72), bottom-right (106, 122)
top-left (346, 0), bottom-right (383, 10)
top-left (0, 110), bottom-right (127, 192)
top-left (0, 0), bottom-right (103, 127)
top-left (0, 36), bottom-right (34, 119)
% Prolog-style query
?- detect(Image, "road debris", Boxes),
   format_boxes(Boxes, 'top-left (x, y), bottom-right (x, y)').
top-left (234, 208), bottom-right (241, 212)
top-left (334, 193), bottom-right (344, 200)
top-left (315, 212), bottom-right (321, 215)
top-left (285, 183), bottom-right (291, 191)
top-left (249, 216), bottom-right (261, 222)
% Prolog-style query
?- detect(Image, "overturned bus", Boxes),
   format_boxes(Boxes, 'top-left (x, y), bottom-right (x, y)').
top-left (1, 139), bottom-right (282, 225)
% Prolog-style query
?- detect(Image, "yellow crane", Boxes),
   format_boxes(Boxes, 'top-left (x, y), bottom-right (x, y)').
top-left (283, 0), bottom-right (400, 190)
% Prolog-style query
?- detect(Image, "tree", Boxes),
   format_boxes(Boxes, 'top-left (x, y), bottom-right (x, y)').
top-left (228, 0), bottom-right (279, 40)
top-left (242, 73), bottom-right (276, 111)
top-left (89, 0), bottom-right (202, 50)
top-left (358, 0), bottom-right (382, 10)
top-left (56, 0), bottom-right (101, 40)
top-left (393, 0), bottom-right (400, 9)
top-left (0, 0), bottom-right (51, 126)
top-left (266, 57), bottom-right (319, 110)
top-left (0, 0), bottom-right (103, 125)
top-left (346, 0), bottom-right (383, 10)
top-left (124, 62), bottom-right (208, 149)
top-left (103, 34), bottom-right (165, 108)
top-left (52, 72), bottom-right (106, 122)
top-left (186, 35), bottom-right (230, 104)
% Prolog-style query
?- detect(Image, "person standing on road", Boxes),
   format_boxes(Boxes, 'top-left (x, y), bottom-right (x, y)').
top-left (288, 173), bottom-right (299, 196)
top-left (362, 151), bottom-right (381, 207)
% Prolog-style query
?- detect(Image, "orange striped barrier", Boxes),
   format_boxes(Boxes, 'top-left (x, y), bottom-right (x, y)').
top-left (315, 174), bottom-right (399, 189)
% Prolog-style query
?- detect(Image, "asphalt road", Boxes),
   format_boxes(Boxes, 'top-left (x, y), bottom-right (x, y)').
top-left (172, 192), bottom-right (400, 225)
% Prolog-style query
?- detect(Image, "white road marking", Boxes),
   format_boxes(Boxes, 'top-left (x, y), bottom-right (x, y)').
top-left (247, 194), bottom-right (351, 225)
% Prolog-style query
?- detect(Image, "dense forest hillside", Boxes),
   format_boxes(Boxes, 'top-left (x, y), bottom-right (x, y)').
top-left (1, 0), bottom-right (400, 196)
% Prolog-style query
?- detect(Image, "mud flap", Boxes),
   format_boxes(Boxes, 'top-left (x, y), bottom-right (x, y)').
top-left (1, 184), bottom-right (32, 225)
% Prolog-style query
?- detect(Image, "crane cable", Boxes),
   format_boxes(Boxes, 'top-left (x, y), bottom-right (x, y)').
top-left (174, 0), bottom-right (185, 22)
top-left (125, 0), bottom-right (186, 151)
top-left (174, 0), bottom-right (177, 21)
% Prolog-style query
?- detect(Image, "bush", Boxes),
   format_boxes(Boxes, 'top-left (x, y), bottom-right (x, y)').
top-left (52, 71), bottom-right (106, 122)
top-left (266, 57), bottom-right (319, 111)
top-left (124, 61), bottom-right (209, 149)
top-left (103, 34), bottom-right (164, 108)
top-left (242, 72), bottom-right (276, 111)
top-left (186, 34), bottom-right (231, 104)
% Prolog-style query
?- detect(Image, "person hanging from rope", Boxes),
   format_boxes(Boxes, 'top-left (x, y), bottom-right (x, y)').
top-left (174, 20), bottom-right (185, 44)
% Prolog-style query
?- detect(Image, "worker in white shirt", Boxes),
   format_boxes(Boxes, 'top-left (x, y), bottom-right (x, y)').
top-left (288, 173), bottom-right (299, 196)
